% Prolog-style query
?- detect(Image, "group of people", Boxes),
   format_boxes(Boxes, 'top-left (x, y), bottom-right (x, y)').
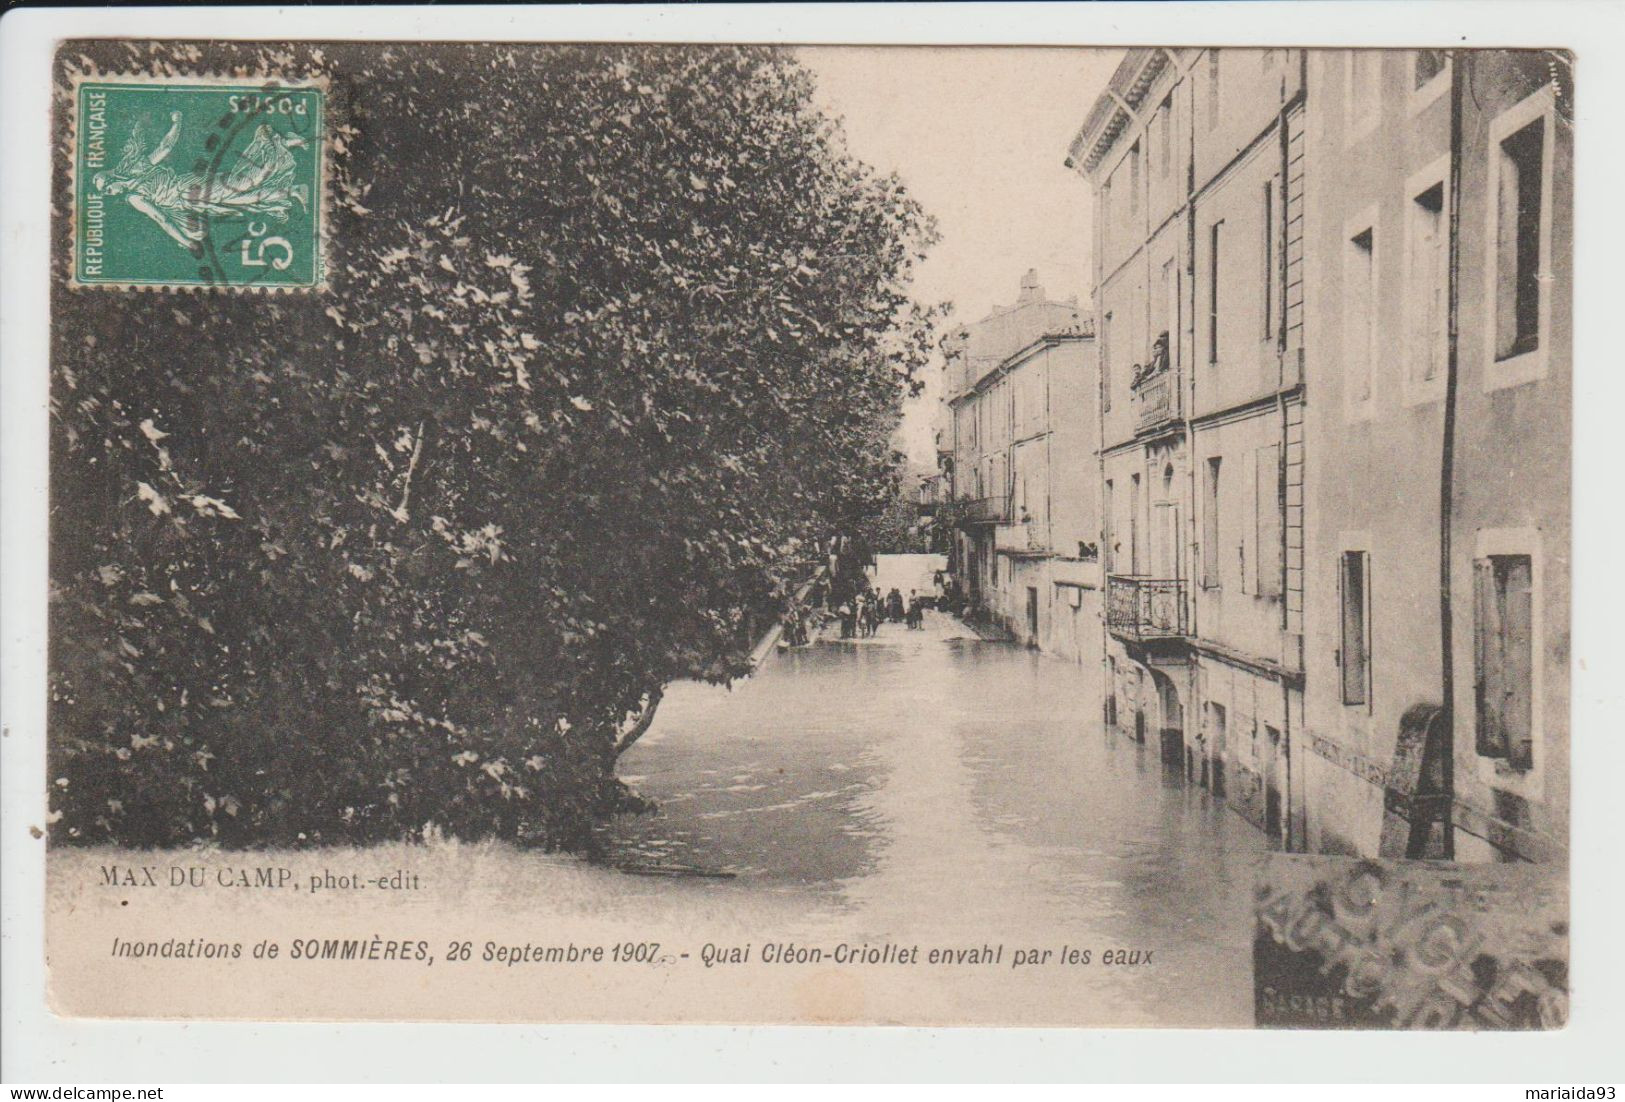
top-left (836, 585), bottom-right (928, 638)
top-left (779, 593), bottom-right (813, 648)
top-left (779, 553), bottom-right (963, 649)
top-left (932, 569), bottom-right (966, 618)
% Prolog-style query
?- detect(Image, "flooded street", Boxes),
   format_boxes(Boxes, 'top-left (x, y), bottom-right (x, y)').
top-left (613, 610), bottom-right (1270, 1026)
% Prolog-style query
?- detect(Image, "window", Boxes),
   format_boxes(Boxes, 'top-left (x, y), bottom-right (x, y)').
top-left (1157, 465), bottom-right (1177, 577)
top-left (1414, 49), bottom-right (1447, 89)
top-left (1101, 311), bottom-right (1113, 412)
top-left (1100, 177), bottom-right (1112, 259)
top-left (1339, 550), bottom-right (1370, 707)
top-left (1410, 49), bottom-right (1451, 113)
top-left (1207, 51), bottom-right (1221, 131)
top-left (1147, 111), bottom-right (1160, 182)
top-left (1129, 473), bottom-right (1142, 575)
top-left (1162, 258), bottom-right (1177, 359)
top-left (1130, 140), bottom-right (1141, 217)
top-left (1202, 457), bottom-right (1222, 588)
top-left (1159, 95), bottom-right (1173, 179)
top-left (1345, 224), bottom-right (1376, 408)
top-left (1494, 116), bottom-right (1545, 361)
top-left (1346, 50), bottom-right (1381, 139)
top-left (1104, 479), bottom-right (1115, 571)
top-left (1407, 175), bottom-right (1448, 391)
top-left (1474, 555), bottom-right (1534, 771)
top-left (1208, 220), bottom-right (1223, 364)
top-left (1261, 179), bottom-right (1276, 339)
top-left (1254, 445), bottom-right (1282, 598)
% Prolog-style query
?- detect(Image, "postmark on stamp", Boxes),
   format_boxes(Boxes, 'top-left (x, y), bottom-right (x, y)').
top-left (72, 78), bottom-right (325, 290)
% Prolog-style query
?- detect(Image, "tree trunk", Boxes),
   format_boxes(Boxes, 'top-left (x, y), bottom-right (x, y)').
top-left (613, 685), bottom-right (665, 758)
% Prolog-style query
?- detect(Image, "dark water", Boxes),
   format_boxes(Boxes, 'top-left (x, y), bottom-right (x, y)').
top-left (611, 611), bottom-right (1269, 1024)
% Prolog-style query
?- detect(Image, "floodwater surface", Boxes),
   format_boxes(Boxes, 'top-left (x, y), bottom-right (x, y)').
top-left (612, 609), bottom-right (1270, 1026)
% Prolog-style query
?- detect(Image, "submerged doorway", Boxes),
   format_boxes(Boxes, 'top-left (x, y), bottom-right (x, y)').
top-left (1152, 670), bottom-right (1185, 771)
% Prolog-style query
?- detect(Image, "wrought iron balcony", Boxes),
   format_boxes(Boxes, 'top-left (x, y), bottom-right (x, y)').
top-left (1106, 575), bottom-right (1189, 642)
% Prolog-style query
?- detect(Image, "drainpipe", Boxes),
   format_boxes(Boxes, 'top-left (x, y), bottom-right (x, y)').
top-left (1436, 50), bottom-right (1469, 858)
top-left (1185, 55), bottom-right (1200, 644)
top-left (1181, 55), bottom-right (1202, 773)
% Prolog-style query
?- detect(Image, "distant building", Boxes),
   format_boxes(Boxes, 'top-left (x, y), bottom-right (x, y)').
top-left (943, 271), bottom-right (1100, 660)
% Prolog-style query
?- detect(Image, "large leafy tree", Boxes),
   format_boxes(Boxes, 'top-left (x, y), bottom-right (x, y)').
top-left (49, 42), bottom-right (938, 850)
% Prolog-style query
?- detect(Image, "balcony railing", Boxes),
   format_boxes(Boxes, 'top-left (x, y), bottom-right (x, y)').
top-left (1131, 332), bottom-right (1177, 434)
top-left (1106, 575), bottom-right (1189, 642)
top-left (1134, 368), bottom-right (1176, 433)
top-left (952, 494), bottom-right (1010, 526)
top-left (916, 476), bottom-right (944, 515)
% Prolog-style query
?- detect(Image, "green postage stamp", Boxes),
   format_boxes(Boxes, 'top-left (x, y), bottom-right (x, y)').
top-left (72, 78), bottom-right (325, 290)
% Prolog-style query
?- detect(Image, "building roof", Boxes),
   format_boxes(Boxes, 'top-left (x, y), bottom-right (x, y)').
top-left (943, 269), bottom-right (1092, 402)
top-left (1065, 48), bottom-right (1182, 176)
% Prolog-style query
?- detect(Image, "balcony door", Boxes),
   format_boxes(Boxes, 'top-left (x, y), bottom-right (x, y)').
top-left (1130, 474), bottom-right (1142, 575)
top-left (1155, 464), bottom-right (1179, 580)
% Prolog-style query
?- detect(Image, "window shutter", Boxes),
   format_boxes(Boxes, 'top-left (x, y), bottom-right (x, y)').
top-left (1504, 557), bottom-right (1535, 770)
top-left (1256, 444), bottom-right (1282, 597)
top-left (1340, 551), bottom-right (1369, 707)
top-left (1241, 450), bottom-right (1255, 595)
top-left (1474, 558), bottom-right (1508, 759)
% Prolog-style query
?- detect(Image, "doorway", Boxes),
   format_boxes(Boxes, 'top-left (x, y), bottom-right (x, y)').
top-left (1153, 671), bottom-right (1185, 771)
top-left (1025, 586), bottom-right (1039, 643)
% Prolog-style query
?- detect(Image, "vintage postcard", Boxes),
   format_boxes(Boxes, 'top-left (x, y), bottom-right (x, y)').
top-left (38, 38), bottom-right (1570, 1028)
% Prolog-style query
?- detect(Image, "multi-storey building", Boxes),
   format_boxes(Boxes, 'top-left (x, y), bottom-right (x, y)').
top-left (944, 271), bottom-right (1100, 660)
top-left (1068, 47), bottom-right (1570, 863)
top-left (1298, 49), bottom-right (1570, 863)
top-left (1069, 49), bottom-right (1307, 847)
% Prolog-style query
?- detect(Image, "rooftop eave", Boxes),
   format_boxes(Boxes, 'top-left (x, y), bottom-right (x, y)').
top-left (1066, 48), bottom-right (1177, 176)
top-left (953, 326), bottom-right (1097, 400)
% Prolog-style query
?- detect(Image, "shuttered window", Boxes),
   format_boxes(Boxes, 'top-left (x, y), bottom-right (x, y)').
top-left (1255, 444), bottom-right (1282, 598)
top-left (1475, 555), bottom-right (1534, 770)
top-left (1104, 479), bottom-right (1115, 572)
top-left (1346, 226), bottom-right (1376, 404)
top-left (1339, 550), bottom-right (1369, 706)
top-left (1202, 458), bottom-right (1221, 588)
top-left (1102, 311), bottom-right (1113, 412)
top-left (1262, 180), bottom-right (1276, 339)
top-left (1208, 221), bottom-right (1223, 364)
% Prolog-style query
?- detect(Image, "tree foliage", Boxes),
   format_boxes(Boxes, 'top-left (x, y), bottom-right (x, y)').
top-left (49, 42), bottom-right (938, 850)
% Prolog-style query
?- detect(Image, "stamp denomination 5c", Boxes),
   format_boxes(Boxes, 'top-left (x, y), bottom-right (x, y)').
top-left (72, 78), bottom-right (325, 290)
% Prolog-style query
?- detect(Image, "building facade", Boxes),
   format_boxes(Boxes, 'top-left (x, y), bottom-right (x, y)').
top-left (1298, 49), bottom-right (1571, 863)
top-left (1071, 49), bottom-right (1307, 847)
top-left (1067, 47), bottom-right (1570, 862)
top-left (944, 271), bottom-right (1101, 662)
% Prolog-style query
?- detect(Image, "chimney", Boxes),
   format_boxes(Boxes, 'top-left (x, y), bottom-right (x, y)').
top-left (1016, 268), bottom-right (1043, 305)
